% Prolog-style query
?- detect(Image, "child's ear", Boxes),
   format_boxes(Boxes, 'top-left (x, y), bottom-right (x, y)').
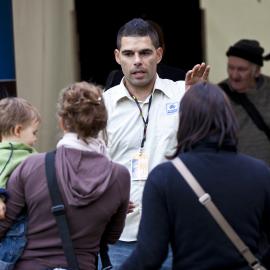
top-left (14, 124), bottom-right (22, 137)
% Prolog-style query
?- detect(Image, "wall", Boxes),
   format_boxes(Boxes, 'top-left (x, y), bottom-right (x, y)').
top-left (200, 0), bottom-right (270, 83)
top-left (12, 0), bottom-right (79, 151)
top-left (12, 0), bottom-right (270, 151)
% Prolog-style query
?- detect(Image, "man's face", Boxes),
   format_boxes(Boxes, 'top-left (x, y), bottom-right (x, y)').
top-left (114, 36), bottom-right (163, 89)
top-left (227, 56), bottom-right (260, 93)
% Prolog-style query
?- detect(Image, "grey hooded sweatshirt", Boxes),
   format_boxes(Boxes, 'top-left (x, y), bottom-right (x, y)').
top-left (0, 146), bottom-right (130, 270)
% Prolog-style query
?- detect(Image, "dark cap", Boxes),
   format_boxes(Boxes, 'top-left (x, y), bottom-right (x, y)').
top-left (226, 39), bottom-right (264, 66)
top-left (264, 53), bottom-right (270, 60)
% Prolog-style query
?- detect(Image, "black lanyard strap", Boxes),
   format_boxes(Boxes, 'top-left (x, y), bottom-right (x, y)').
top-left (131, 95), bottom-right (152, 150)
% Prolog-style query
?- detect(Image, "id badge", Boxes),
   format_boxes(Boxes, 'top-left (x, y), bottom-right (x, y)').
top-left (130, 151), bottom-right (149, 180)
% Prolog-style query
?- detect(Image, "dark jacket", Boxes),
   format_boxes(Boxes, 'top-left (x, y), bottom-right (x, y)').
top-left (120, 142), bottom-right (270, 270)
top-left (218, 75), bottom-right (270, 166)
top-left (0, 146), bottom-right (130, 270)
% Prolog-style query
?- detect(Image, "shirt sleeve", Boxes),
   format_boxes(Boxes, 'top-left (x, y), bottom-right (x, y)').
top-left (101, 166), bottom-right (130, 244)
top-left (120, 167), bottom-right (170, 270)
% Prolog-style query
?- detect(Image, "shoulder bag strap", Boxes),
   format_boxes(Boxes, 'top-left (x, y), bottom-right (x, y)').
top-left (171, 157), bottom-right (266, 270)
top-left (45, 151), bottom-right (80, 270)
top-left (219, 82), bottom-right (270, 141)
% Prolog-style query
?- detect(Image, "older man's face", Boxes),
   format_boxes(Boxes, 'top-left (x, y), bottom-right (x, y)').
top-left (227, 56), bottom-right (260, 93)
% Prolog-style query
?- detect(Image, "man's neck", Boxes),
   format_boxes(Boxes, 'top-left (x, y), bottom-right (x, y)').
top-left (130, 89), bottom-right (153, 101)
top-left (124, 81), bottom-right (154, 102)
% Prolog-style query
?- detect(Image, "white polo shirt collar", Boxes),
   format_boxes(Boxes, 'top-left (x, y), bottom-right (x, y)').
top-left (113, 74), bottom-right (174, 103)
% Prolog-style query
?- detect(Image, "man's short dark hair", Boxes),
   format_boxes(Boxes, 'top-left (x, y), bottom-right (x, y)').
top-left (116, 18), bottom-right (160, 49)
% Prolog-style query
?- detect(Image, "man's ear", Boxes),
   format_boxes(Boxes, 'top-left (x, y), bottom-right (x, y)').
top-left (114, 49), bottom-right (121, 65)
top-left (156, 47), bottom-right (163, 64)
top-left (14, 124), bottom-right (22, 137)
top-left (254, 66), bottom-right (261, 78)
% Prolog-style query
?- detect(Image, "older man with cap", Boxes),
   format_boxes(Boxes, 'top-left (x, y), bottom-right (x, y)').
top-left (218, 39), bottom-right (270, 165)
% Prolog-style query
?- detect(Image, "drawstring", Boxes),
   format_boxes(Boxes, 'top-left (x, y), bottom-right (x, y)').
top-left (0, 143), bottom-right (14, 176)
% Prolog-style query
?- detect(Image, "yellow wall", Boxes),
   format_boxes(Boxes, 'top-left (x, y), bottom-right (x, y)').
top-left (200, 0), bottom-right (270, 83)
top-left (12, 0), bottom-right (79, 151)
top-left (12, 0), bottom-right (270, 151)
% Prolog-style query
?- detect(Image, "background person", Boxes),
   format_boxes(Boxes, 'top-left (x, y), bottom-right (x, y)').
top-left (120, 82), bottom-right (270, 270)
top-left (218, 39), bottom-right (270, 165)
top-left (0, 82), bottom-right (130, 270)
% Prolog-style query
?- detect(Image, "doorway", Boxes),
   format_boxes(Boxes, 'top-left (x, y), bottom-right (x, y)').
top-left (75, 0), bottom-right (204, 85)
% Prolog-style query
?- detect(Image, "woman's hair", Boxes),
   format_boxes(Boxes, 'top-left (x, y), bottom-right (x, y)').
top-left (57, 81), bottom-right (107, 140)
top-left (170, 82), bottom-right (239, 158)
top-left (0, 97), bottom-right (41, 136)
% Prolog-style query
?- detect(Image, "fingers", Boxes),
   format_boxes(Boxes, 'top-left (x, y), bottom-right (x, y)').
top-left (185, 62), bottom-right (210, 91)
top-left (127, 201), bottom-right (136, 214)
top-left (188, 62), bottom-right (210, 81)
top-left (191, 62), bottom-right (206, 78)
top-left (196, 62), bottom-right (206, 78)
top-left (190, 64), bottom-right (201, 78)
top-left (187, 63), bottom-right (206, 79)
top-left (185, 70), bottom-right (193, 82)
top-left (0, 204), bottom-right (6, 220)
top-left (202, 65), bottom-right (211, 81)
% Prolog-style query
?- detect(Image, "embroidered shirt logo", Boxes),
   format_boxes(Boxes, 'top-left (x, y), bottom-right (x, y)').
top-left (166, 102), bottom-right (178, 114)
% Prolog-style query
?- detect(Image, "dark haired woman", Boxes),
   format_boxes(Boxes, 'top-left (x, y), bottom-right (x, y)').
top-left (120, 82), bottom-right (270, 270)
top-left (0, 82), bottom-right (130, 270)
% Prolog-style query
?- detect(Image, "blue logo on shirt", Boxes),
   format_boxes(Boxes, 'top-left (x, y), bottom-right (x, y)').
top-left (166, 102), bottom-right (178, 114)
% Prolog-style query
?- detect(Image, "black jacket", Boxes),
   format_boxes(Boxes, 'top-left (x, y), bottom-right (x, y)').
top-left (120, 142), bottom-right (270, 269)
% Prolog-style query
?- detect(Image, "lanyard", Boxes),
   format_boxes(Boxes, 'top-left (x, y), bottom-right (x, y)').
top-left (131, 94), bottom-right (153, 150)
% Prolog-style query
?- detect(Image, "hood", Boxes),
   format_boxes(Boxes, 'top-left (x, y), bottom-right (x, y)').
top-left (55, 146), bottom-right (114, 207)
top-left (0, 142), bottom-right (36, 187)
top-left (0, 142), bottom-right (36, 153)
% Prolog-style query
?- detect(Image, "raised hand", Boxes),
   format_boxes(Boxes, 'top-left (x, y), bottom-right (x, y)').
top-left (185, 62), bottom-right (210, 90)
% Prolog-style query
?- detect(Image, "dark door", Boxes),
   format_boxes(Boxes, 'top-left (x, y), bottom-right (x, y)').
top-left (0, 0), bottom-right (16, 98)
top-left (75, 0), bottom-right (204, 85)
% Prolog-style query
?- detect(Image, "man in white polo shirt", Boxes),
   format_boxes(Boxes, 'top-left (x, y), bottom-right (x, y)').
top-left (103, 18), bottom-right (210, 269)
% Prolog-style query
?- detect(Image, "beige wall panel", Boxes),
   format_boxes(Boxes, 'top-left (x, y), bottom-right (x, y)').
top-left (12, 0), bottom-right (79, 152)
top-left (200, 0), bottom-right (270, 83)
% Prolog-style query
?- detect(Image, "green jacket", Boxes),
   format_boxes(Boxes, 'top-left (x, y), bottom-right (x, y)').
top-left (0, 142), bottom-right (36, 188)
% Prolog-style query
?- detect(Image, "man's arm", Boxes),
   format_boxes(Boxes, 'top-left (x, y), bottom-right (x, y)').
top-left (119, 168), bottom-right (170, 270)
top-left (101, 167), bottom-right (130, 244)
